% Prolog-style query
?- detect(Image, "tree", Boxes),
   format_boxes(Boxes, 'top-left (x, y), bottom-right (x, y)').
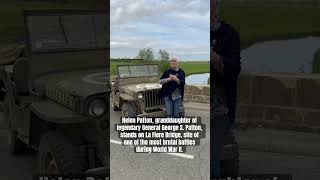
top-left (158, 49), bottom-right (170, 73)
top-left (158, 49), bottom-right (170, 62)
top-left (137, 48), bottom-right (154, 61)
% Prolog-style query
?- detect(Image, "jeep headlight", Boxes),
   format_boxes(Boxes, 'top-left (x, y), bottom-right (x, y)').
top-left (137, 92), bottom-right (143, 99)
top-left (88, 99), bottom-right (107, 117)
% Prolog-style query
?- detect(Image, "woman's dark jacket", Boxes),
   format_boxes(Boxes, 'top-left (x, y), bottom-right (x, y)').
top-left (211, 21), bottom-right (241, 124)
top-left (159, 68), bottom-right (186, 101)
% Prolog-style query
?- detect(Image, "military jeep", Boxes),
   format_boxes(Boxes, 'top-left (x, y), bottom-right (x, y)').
top-left (111, 64), bottom-right (184, 117)
top-left (0, 10), bottom-right (109, 175)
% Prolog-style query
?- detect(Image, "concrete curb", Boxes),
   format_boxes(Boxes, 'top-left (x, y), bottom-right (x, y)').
top-left (184, 102), bottom-right (209, 111)
top-left (236, 128), bottom-right (320, 157)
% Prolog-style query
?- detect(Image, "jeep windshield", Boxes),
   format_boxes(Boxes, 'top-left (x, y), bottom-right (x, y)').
top-left (25, 10), bottom-right (107, 52)
top-left (118, 65), bottom-right (159, 78)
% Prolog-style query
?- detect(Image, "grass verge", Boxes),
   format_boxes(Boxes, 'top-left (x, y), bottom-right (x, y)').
top-left (220, 2), bottom-right (320, 49)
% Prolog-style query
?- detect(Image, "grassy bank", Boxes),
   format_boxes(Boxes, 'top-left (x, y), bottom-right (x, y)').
top-left (220, 2), bottom-right (320, 49)
top-left (0, 0), bottom-right (107, 44)
top-left (179, 61), bottom-right (210, 76)
top-left (110, 60), bottom-right (210, 76)
top-left (313, 49), bottom-right (320, 73)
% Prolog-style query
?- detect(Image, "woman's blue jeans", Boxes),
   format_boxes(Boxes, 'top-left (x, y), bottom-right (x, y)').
top-left (163, 96), bottom-right (182, 118)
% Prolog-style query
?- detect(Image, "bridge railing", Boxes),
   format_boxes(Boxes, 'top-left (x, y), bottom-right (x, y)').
top-left (185, 73), bottom-right (320, 132)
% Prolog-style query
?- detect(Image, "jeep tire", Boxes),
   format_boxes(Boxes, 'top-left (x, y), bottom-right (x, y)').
top-left (38, 131), bottom-right (86, 174)
top-left (121, 102), bottom-right (137, 117)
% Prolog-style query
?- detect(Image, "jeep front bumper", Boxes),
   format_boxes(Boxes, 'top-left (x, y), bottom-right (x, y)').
top-left (138, 107), bottom-right (185, 117)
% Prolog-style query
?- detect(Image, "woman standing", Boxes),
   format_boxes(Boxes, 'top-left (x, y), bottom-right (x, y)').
top-left (159, 57), bottom-right (185, 117)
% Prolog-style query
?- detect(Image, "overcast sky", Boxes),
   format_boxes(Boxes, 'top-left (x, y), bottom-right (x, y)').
top-left (110, 0), bottom-right (210, 61)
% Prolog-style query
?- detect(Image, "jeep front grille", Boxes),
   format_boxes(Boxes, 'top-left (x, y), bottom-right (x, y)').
top-left (144, 89), bottom-right (164, 110)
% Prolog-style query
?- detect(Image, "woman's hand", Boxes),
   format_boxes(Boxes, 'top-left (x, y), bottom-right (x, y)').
top-left (172, 75), bottom-right (178, 81)
top-left (171, 75), bottom-right (180, 84)
top-left (168, 74), bottom-right (175, 81)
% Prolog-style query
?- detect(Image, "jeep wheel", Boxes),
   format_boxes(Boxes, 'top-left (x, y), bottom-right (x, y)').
top-left (38, 131), bottom-right (86, 174)
top-left (121, 102), bottom-right (137, 117)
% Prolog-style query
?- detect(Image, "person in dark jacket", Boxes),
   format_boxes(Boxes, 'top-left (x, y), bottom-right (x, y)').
top-left (159, 57), bottom-right (185, 117)
top-left (210, 0), bottom-right (241, 178)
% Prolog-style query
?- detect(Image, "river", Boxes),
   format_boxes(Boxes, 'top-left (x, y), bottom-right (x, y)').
top-left (241, 36), bottom-right (320, 74)
top-left (185, 73), bottom-right (210, 85)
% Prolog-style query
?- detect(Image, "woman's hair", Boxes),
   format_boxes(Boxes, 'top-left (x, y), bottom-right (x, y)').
top-left (169, 57), bottom-right (178, 61)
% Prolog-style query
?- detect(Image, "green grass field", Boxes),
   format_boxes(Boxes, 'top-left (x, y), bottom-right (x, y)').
top-left (220, 2), bottom-right (320, 49)
top-left (179, 61), bottom-right (210, 76)
top-left (110, 60), bottom-right (210, 76)
top-left (0, 0), bottom-right (106, 44)
top-left (110, 60), bottom-right (137, 76)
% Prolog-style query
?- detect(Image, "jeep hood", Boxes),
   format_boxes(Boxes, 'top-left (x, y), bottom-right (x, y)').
top-left (121, 83), bottom-right (162, 94)
top-left (34, 68), bottom-right (109, 98)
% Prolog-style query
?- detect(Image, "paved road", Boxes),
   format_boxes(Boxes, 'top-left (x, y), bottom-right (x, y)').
top-left (240, 150), bottom-right (320, 180)
top-left (110, 104), bottom-right (210, 180)
top-left (1, 104), bottom-right (320, 180)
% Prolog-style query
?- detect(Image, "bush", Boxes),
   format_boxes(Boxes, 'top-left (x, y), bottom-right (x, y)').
top-left (159, 60), bottom-right (170, 74)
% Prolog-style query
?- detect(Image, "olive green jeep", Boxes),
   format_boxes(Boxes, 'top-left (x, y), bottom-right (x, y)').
top-left (111, 64), bottom-right (184, 117)
top-left (0, 10), bottom-right (109, 175)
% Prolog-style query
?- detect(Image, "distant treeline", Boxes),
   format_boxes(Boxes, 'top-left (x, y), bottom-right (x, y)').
top-left (110, 58), bottom-right (144, 62)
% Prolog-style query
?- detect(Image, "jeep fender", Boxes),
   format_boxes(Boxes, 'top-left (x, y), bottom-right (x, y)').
top-left (119, 93), bottom-right (138, 109)
top-left (119, 93), bottom-right (136, 102)
top-left (30, 101), bottom-right (88, 124)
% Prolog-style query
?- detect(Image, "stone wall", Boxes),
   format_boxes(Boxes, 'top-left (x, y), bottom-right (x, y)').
top-left (236, 73), bottom-right (320, 132)
top-left (185, 73), bottom-right (320, 132)
top-left (184, 85), bottom-right (210, 104)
